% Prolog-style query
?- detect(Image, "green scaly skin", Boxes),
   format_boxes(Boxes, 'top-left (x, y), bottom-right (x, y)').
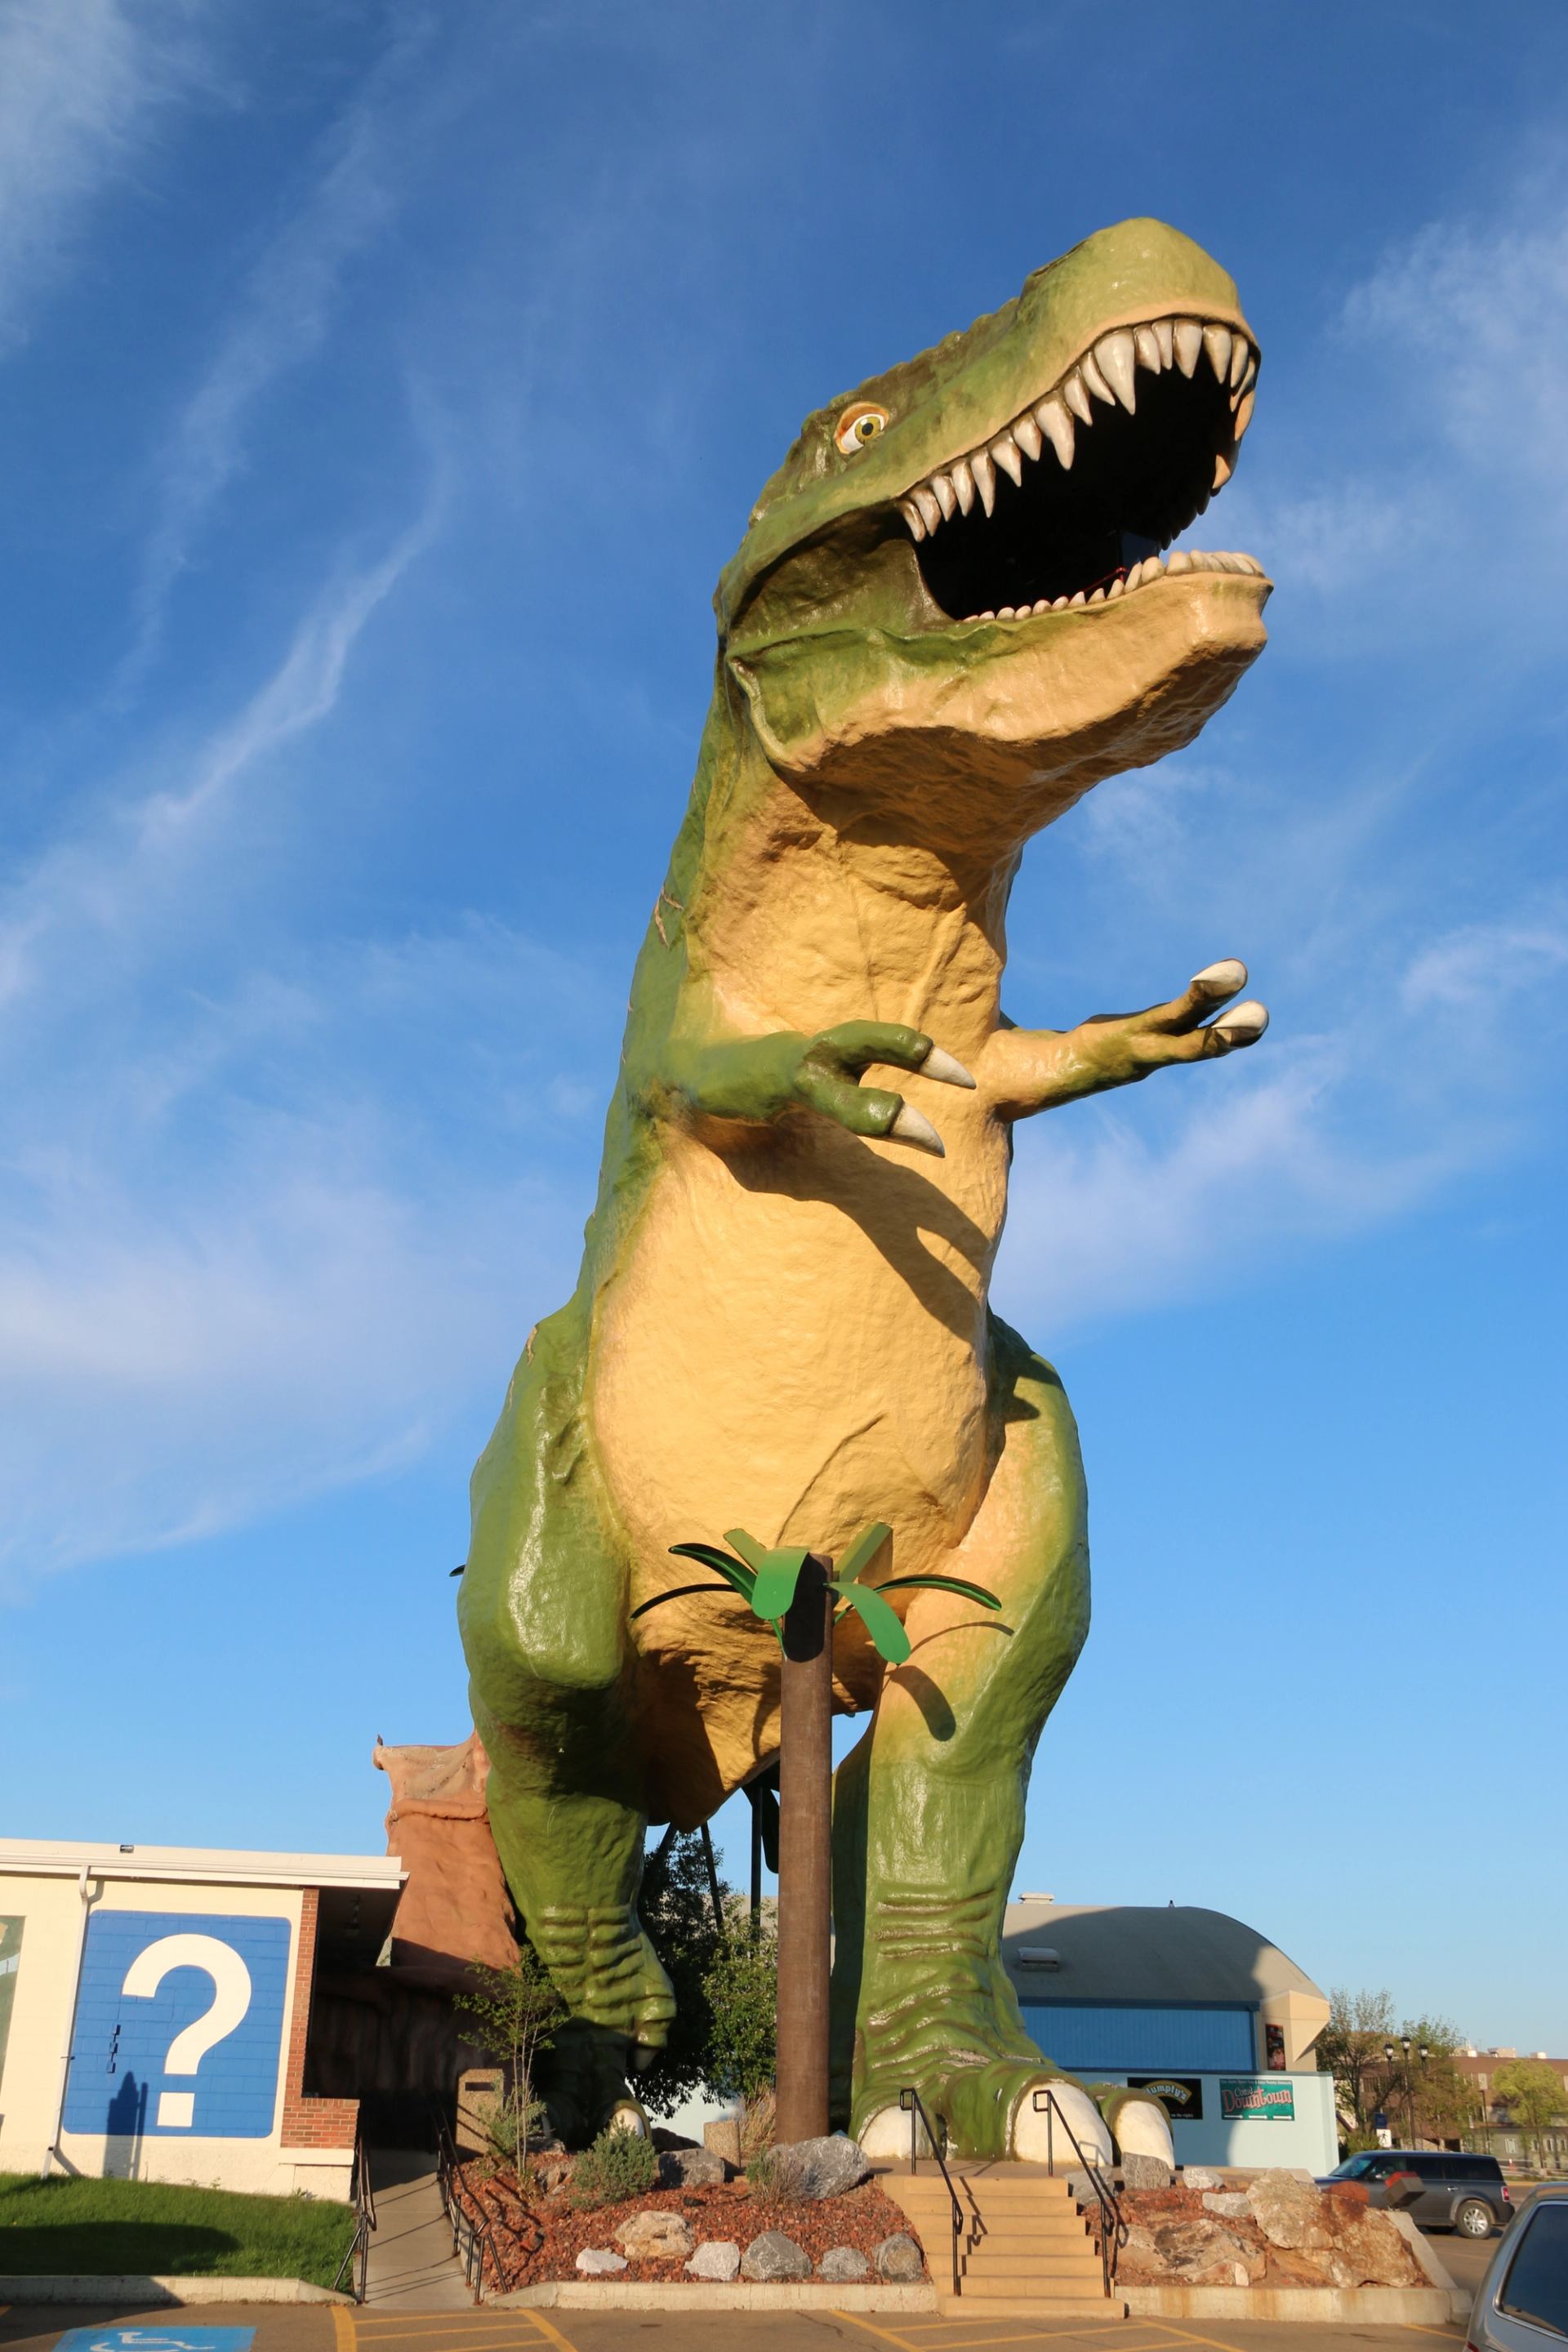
top-left (460, 217), bottom-right (1272, 2156)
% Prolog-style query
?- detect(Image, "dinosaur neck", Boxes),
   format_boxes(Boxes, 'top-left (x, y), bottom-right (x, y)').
top-left (687, 683), bottom-right (1020, 1061)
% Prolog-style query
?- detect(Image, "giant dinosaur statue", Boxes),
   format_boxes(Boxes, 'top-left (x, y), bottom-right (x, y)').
top-left (459, 216), bottom-right (1272, 2165)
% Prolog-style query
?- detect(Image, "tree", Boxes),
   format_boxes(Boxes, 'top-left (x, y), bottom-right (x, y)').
top-left (452, 1943), bottom-right (565, 2164)
top-left (1319, 1990), bottom-right (1468, 2145)
top-left (1493, 2060), bottom-right (1568, 2170)
top-left (702, 1898), bottom-right (778, 2114)
top-left (637, 1827), bottom-right (733, 2118)
top-left (1320, 1989), bottom-right (1397, 2138)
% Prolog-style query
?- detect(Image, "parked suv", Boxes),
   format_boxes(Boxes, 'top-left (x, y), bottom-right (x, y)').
top-left (1321, 2149), bottom-right (1513, 2238)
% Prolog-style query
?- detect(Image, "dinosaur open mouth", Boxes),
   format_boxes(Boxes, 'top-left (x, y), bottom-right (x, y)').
top-left (902, 317), bottom-right (1258, 621)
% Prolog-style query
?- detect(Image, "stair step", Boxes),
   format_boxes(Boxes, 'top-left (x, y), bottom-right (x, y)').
top-left (959, 2276), bottom-right (1113, 2302)
top-left (963, 2254), bottom-right (1105, 2278)
top-left (939, 2296), bottom-right (1125, 2319)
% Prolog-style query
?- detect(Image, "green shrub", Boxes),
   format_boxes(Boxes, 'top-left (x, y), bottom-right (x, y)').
top-left (568, 2125), bottom-right (659, 2209)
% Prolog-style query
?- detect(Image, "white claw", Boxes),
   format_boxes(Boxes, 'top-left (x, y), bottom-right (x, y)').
top-left (1202, 323), bottom-right (1234, 385)
top-left (889, 1102), bottom-right (944, 1155)
top-left (1192, 958), bottom-right (1248, 998)
top-left (1173, 317), bottom-right (1203, 376)
top-left (918, 1044), bottom-right (977, 1089)
top-left (1214, 1000), bottom-right (1269, 1044)
top-left (1035, 395), bottom-right (1074, 469)
top-left (1095, 328), bottom-right (1137, 411)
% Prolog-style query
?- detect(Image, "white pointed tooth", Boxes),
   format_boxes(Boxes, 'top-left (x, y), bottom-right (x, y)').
top-left (1124, 559), bottom-right (1145, 590)
top-left (1035, 395), bottom-right (1074, 469)
top-left (1013, 410), bottom-right (1043, 463)
top-left (1051, 595), bottom-right (1068, 610)
top-left (930, 472), bottom-right (957, 521)
top-left (1202, 323), bottom-right (1234, 385)
top-left (997, 605), bottom-right (1016, 619)
top-left (1134, 323), bottom-right (1162, 374)
top-left (1229, 336), bottom-right (1250, 389)
top-left (1032, 598), bottom-right (1050, 613)
top-left (971, 447), bottom-right (996, 514)
top-left (919, 1044), bottom-right (977, 1089)
top-left (1062, 368), bottom-right (1094, 425)
top-left (1088, 585), bottom-right (1106, 604)
top-left (1069, 588), bottom-right (1087, 607)
top-left (1095, 328), bottom-right (1137, 411)
top-left (1233, 389), bottom-right (1255, 441)
top-left (977, 611), bottom-right (996, 621)
top-left (1173, 317), bottom-right (1203, 376)
top-left (1232, 352), bottom-right (1258, 404)
top-left (990, 430), bottom-right (1023, 487)
top-left (1212, 448), bottom-right (1235, 491)
top-left (951, 456), bottom-right (976, 515)
top-left (911, 483), bottom-right (942, 532)
top-left (1079, 347), bottom-right (1116, 406)
top-left (1107, 577), bottom-right (1124, 599)
top-left (898, 498), bottom-right (926, 541)
top-left (1154, 318), bottom-right (1175, 368)
top-left (1143, 555), bottom-right (1165, 580)
top-left (889, 1102), bottom-right (944, 1156)
top-left (1165, 547), bottom-right (1193, 573)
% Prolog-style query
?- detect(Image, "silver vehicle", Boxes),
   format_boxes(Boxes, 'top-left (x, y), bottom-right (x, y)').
top-left (1468, 2187), bottom-right (1568, 2352)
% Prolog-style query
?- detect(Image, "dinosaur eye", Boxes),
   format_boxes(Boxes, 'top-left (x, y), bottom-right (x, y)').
top-left (835, 403), bottom-right (889, 455)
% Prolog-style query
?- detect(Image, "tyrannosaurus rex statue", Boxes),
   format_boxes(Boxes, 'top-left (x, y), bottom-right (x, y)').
top-left (459, 216), bottom-right (1271, 2166)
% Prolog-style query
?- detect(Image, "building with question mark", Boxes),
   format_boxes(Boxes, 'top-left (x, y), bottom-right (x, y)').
top-left (0, 1839), bottom-right (403, 2197)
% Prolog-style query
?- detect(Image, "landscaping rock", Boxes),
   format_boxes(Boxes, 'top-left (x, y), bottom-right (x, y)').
top-left (613, 2209), bottom-right (696, 2260)
top-left (1203, 2191), bottom-right (1252, 2219)
top-left (875, 2232), bottom-right (926, 2282)
top-left (1121, 2152), bottom-right (1174, 2190)
top-left (819, 2245), bottom-right (871, 2280)
top-left (1122, 2216), bottom-right (1265, 2287)
top-left (686, 2239), bottom-right (742, 2281)
top-left (1324, 2206), bottom-right (1423, 2288)
top-left (742, 2230), bottom-right (813, 2281)
top-left (1180, 2167), bottom-right (1223, 2189)
top-left (659, 2145), bottom-right (728, 2189)
top-left (1247, 2172), bottom-right (1330, 2251)
top-left (767, 2133), bottom-right (871, 2201)
top-left (575, 2247), bottom-right (628, 2275)
top-left (704, 2117), bottom-right (743, 2169)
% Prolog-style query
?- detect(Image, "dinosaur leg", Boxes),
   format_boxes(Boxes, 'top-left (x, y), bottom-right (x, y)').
top-left (459, 1298), bottom-right (674, 2144)
top-left (832, 1312), bottom-right (1172, 2168)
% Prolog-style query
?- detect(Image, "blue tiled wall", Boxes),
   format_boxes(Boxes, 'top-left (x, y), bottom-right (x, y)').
top-left (63, 1909), bottom-right (292, 2140)
top-left (1020, 2000), bottom-right (1258, 2073)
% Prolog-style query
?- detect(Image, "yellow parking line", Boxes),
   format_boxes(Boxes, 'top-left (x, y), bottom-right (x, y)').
top-left (522, 2312), bottom-right (584, 2352)
top-left (1125, 2322), bottom-right (1252, 2352)
top-left (332, 2307), bottom-right (357, 2352)
top-left (830, 2314), bottom-right (924, 2350)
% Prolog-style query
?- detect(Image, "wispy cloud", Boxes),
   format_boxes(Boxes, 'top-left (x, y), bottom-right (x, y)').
top-left (0, 0), bottom-right (214, 352)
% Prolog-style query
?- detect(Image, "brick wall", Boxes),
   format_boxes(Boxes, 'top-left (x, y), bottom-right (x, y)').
top-left (279, 1886), bottom-right (359, 2149)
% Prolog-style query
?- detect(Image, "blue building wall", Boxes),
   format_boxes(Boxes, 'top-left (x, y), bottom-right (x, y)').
top-left (1019, 1999), bottom-right (1257, 2074)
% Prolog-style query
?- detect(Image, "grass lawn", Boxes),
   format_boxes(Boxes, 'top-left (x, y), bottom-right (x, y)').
top-left (0, 2171), bottom-right (358, 2286)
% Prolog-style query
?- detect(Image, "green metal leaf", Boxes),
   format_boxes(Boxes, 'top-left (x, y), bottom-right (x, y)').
top-left (668, 1541), bottom-right (755, 1597)
top-left (748, 1543), bottom-right (809, 1621)
top-left (829, 1577), bottom-right (911, 1664)
top-left (870, 1572), bottom-right (1002, 1610)
top-left (633, 1579), bottom-right (751, 1621)
top-left (722, 1526), bottom-right (768, 1573)
top-left (834, 1519), bottom-right (893, 1585)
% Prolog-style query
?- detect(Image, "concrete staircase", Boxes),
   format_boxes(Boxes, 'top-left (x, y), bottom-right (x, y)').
top-left (880, 2163), bottom-right (1125, 2319)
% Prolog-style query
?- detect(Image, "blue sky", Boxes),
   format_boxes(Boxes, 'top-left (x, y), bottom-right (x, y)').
top-left (2, 2), bottom-right (1566, 2051)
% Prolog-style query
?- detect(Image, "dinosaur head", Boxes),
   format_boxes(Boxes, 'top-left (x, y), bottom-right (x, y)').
top-left (719, 218), bottom-right (1268, 850)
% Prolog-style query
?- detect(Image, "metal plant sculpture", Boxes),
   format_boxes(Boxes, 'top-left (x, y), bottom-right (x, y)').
top-left (635, 1523), bottom-right (999, 2139)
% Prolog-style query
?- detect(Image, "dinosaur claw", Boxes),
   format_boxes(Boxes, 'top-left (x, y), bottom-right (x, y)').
top-left (1213, 999), bottom-right (1268, 1044)
top-left (918, 1044), bottom-right (977, 1089)
top-left (1192, 957), bottom-right (1247, 997)
top-left (889, 1104), bottom-right (945, 1156)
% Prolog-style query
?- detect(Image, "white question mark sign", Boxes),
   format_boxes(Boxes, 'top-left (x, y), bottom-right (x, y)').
top-left (120, 1934), bottom-right (253, 2128)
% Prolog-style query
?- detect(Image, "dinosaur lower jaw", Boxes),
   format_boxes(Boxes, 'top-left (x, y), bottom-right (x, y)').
top-left (906, 315), bottom-right (1254, 619)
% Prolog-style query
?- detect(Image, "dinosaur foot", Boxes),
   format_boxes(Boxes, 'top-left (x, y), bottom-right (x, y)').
top-left (529, 1900), bottom-right (676, 2050)
top-left (856, 2059), bottom-right (1172, 2169)
top-left (540, 2023), bottom-right (652, 2147)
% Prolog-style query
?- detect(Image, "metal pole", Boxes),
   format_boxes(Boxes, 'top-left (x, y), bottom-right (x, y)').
top-left (774, 1552), bottom-right (832, 2142)
top-left (698, 1820), bottom-right (726, 1940)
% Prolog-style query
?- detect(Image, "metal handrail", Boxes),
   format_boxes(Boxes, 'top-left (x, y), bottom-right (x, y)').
top-left (1031, 2086), bottom-right (1128, 2296)
top-left (331, 2127), bottom-right (376, 2302)
top-left (899, 2085), bottom-right (965, 2298)
top-left (432, 2105), bottom-right (500, 2303)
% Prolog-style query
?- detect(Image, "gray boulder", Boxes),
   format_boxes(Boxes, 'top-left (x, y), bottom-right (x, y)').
top-left (1181, 2165), bottom-right (1223, 2189)
top-left (1247, 2172), bottom-right (1330, 2251)
top-left (659, 2145), bottom-right (728, 2189)
top-left (1121, 2151), bottom-right (1174, 2189)
top-left (742, 2230), bottom-right (813, 2281)
top-left (875, 2232), bottom-right (926, 2282)
top-left (766, 2132), bottom-right (871, 2200)
top-left (685, 2238), bottom-right (742, 2281)
top-left (1203, 2191), bottom-right (1252, 2218)
top-left (819, 2245), bottom-right (871, 2280)
top-left (575, 2247), bottom-right (628, 2275)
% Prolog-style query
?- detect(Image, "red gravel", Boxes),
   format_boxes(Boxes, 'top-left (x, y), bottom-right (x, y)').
top-left (459, 2162), bottom-right (927, 2289)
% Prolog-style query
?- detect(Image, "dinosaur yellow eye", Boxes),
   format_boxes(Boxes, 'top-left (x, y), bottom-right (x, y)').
top-left (834, 403), bottom-right (889, 455)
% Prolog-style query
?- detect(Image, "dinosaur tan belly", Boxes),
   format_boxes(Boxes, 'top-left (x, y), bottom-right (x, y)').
top-left (591, 1100), bottom-right (1008, 1613)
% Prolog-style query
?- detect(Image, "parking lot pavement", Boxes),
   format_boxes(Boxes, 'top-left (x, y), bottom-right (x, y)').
top-left (0, 2302), bottom-right (1472, 2352)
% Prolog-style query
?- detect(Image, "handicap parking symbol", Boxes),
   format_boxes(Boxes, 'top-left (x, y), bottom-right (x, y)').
top-left (54, 2332), bottom-right (256, 2352)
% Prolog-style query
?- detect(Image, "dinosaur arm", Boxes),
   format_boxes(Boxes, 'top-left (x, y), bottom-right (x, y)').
top-left (657, 1017), bottom-right (960, 1150)
top-left (980, 960), bottom-right (1267, 1121)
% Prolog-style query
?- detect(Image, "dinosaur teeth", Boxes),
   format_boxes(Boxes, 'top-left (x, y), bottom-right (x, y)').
top-left (1172, 318), bottom-right (1204, 376)
top-left (1094, 328), bottom-right (1137, 412)
top-left (957, 550), bottom-right (1266, 622)
top-left (1034, 396), bottom-right (1073, 469)
top-left (990, 430), bottom-right (1023, 487)
top-left (1062, 368), bottom-right (1094, 426)
top-left (930, 472), bottom-right (957, 521)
